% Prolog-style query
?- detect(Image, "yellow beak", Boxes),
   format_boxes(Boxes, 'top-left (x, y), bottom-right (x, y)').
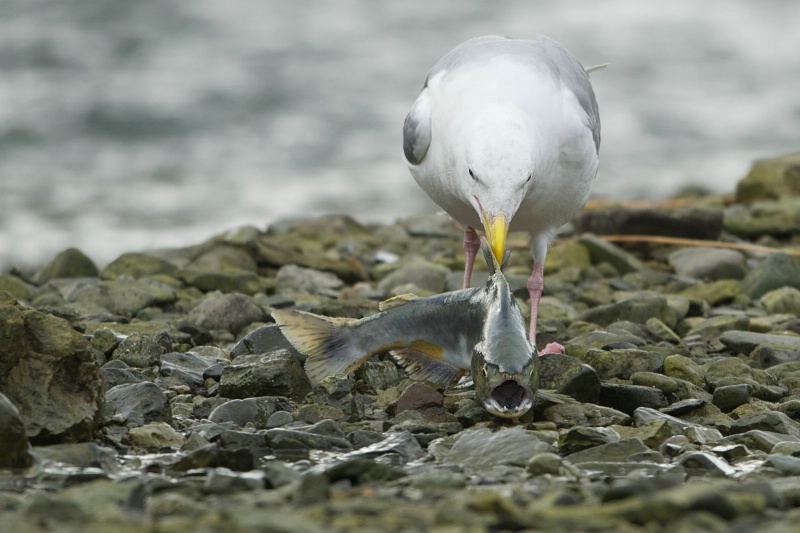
top-left (480, 210), bottom-right (508, 266)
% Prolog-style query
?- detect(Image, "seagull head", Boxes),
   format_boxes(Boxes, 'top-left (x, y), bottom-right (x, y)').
top-left (461, 110), bottom-right (534, 264)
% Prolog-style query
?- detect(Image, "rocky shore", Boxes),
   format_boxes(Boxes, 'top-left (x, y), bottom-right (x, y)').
top-left (2, 153), bottom-right (800, 532)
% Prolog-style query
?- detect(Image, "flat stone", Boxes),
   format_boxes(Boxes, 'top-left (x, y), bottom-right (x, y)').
top-left (186, 292), bottom-right (268, 335)
top-left (128, 421), bottom-right (185, 450)
top-left (577, 234), bottom-right (647, 274)
top-left (564, 437), bottom-right (652, 464)
top-left (724, 429), bottom-right (800, 453)
top-left (100, 252), bottom-right (178, 280)
top-left (712, 384), bottom-right (752, 412)
top-left (581, 348), bottom-right (666, 380)
top-left (558, 426), bottom-right (621, 455)
top-left (105, 382), bottom-right (171, 427)
top-left (538, 353), bottom-right (600, 404)
top-left (112, 332), bottom-right (163, 368)
top-left (208, 397), bottom-right (293, 428)
top-left (720, 330), bottom-right (800, 354)
top-left (761, 286), bottom-right (800, 315)
top-left (444, 427), bottom-right (551, 468)
top-left (729, 411), bottom-right (800, 439)
top-left (740, 253), bottom-right (800, 299)
top-left (578, 292), bottom-right (674, 329)
top-left (667, 247), bottom-right (747, 281)
top-left (599, 382), bottom-right (668, 415)
top-left (735, 151), bottom-right (800, 203)
top-left (219, 350), bottom-right (311, 401)
top-left (230, 323), bottom-right (303, 362)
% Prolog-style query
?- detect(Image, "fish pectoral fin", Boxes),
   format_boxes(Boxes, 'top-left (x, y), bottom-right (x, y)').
top-left (535, 390), bottom-right (578, 405)
top-left (390, 347), bottom-right (463, 386)
top-left (378, 293), bottom-right (420, 311)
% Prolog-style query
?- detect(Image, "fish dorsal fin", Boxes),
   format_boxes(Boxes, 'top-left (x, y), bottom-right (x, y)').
top-left (379, 293), bottom-right (420, 311)
top-left (390, 347), bottom-right (464, 386)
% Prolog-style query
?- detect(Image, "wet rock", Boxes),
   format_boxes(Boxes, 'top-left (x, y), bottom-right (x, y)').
top-left (377, 260), bottom-right (450, 295)
top-left (577, 207), bottom-right (723, 240)
top-left (720, 330), bottom-right (800, 354)
top-left (712, 383), bottom-right (752, 412)
top-left (112, 332), bottom-right (163, 368)
top-left (543, 402), bottom-right (631, 428)
top-left (339, 431), bottom-right (424, 464)
top-left (579, 292), bottom-right (677, 330)
top-left (735, 152), bottom-right (800, 203)
top-left (667, 247), bottom-right (747, 281)
top-left (159, 351), bottom-right (221, 391)
top-left (633, 407), bottom-right (699, 435)
top-left (444, 427), bottom-right (551, 468)
top-left (565, 437), bottom-right (652, 464)
top-left (538, 353), bottom-right (601, 403)
top-left (219, 350), bottom-right (311, 401)
top-left (101, 360), bottom-right (145, 389)
top-left (705, 357), bottom-right (785, 401)
top-left (764, 453), bottom-right (800, 475)
top-left (265, 420), bottom-right (352, 452)
top-left (577, 233), bottom-right (646, 273)
top-left (676, 450), bottom-right (735, 477)
top-left (725, 429), bottom-right (800, 453)
top-left (581, 348), bottom-right (666, 380)
top-left (393, 382), bottom-right (445, 422)
top-left (230, 323), bottom-right (303, 362)
top-left (67, 278), bottom-right (177, 316)
top-left (740, 253), bottom-right (800, 299)
top-left (683, 314), bottom-right (749, 342)
top-left (761, 286), bottom-right (800, 315)
top-left (104, 382), bottom-right (171, 427)
top-left (186, 292), bottom-right (268, 335)
top-left (599, 382), bottom-right (668, 414)
top-left (0, 275), bottom-right (31, 300)
top-left (275, 264), bottom-right (344, 295)
top-left (730, 411), bottom-right (800, 439)
top-left (0, 392), bottom-right (33, 468)
top-left (679, 280), bottom-right (742, 307)
top-left (0, 299), bottom-right (104, 443)
top-left (631, 371), bottom-right (712, 403)
top-left (128, 421), bottom-right (185, 449)
top-left (558, 426), bottom-right (621, 455)
top-left (34, 247), bottom-right (98, 284)
top-left (208, 397), bottom-right (292, 428)
top-left (179, 268), bottom-right (263, 295)
top-left (30, 442), bottom-right (118, 472)
top-left (662, 354), bottom-right (708, 388)
top-left (100, 252), bottom-right (178, 280)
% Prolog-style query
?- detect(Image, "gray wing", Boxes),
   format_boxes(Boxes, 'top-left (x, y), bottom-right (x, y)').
top-left (423, 35), bottom-right (600, 154)
top-left (403, 87), bottom-right (431, 165)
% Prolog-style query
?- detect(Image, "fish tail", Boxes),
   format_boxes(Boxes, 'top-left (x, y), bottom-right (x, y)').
top-left (271, 309), bottom-right (365, 385)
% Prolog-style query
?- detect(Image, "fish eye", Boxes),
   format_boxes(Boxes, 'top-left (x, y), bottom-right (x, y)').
top-left (481, 365), bottom-right (488, 377)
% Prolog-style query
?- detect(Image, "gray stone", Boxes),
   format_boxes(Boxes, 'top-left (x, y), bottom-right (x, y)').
top-left (30, 442), bottom-right (118, 472)
top-left (741, 253), bottom-right (800, 299)
top-left (578, 292), bottom-right (677, 329)
top-left (761, 286), bottom-right (800, 315)
top-left (275, 264), bottom-right (344, 294)
top-left (577, 234), bottom-right (646, 274)
top-left (724, 429), bottom-right (800, 453)
top-left (128, 421), bottom-right (185, 449)
top-left (100, 252), bottom-right (178, 280)
top-left (113, 332), bottom-right (163, 368)
top-left (186, 292), bottom-right (268, 335)
top-left (101, 360), bottom-right (145, 390)
top-left (599, 382), bottom-right (668, 415)
top-left (105, 382), bottom-right (171, 427)
top-left (729, 411), bottom-right (800, 439)
top-left (543, 402), bottom-right (631, 428)
top-left (735, 151), bottom-right (800, 203)
top-left (764, 453), bottom-right (800, 475)
top-left (633, 407), bottom-right (698, 434)
top-left (720, 330), bottom-right (800, 354)
top-left (577, 208), bottom-right (723, 240)
top-left (705, 357), bottom-right (785, 401)
top-left (208, 397), bottom-right (292, 428)
top-left (159, 351), bottom-right (221, 390)
top-left (0, 299), bottom-right (104, 443)
top-left (712, 383), bottom-right (752, 412)
top-left (667, 247), bottom-right (747, 281)
top-left (377, 261), bottom-right (450, 295)
top-left (219, 350), bottom-right (311, 401)
top-left (539, 353), bottom-right (600, 404)
top-left (558, 426), bottom-right (621, 455)
top-left (444, 427), bottom-right (551, 468)
top-left (67, 278), bottom-right (177, 316)
top-left (581, 348), bottom-right (666, 380)
top-left (0, 392), bottom-right (32, 468)
top-left (564, 437), bottom-right (652, 464)
top-left (676, 450), bottom-right (735, 477)
top-left (231, 323), bottom-right (303, 362)
top-left (34, 247), bottom-right (98, 284)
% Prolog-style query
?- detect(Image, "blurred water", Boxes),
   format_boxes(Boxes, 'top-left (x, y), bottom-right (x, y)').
top-left (1, 0), bottom-right (798, 270)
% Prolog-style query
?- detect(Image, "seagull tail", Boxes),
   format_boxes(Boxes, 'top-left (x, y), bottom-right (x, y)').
top-left (271, 309), bottom-right (365, 385)
top-left (584, 63), bottom-right (610, 76)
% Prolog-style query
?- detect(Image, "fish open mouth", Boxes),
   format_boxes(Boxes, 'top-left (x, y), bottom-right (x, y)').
top-left (490, 379), bottom-right (530, 412)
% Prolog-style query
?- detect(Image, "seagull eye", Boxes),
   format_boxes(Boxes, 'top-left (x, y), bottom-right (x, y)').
top-left (526, 173), bottom-right (532, 183)
top-left (468, 168), bottom-right (477, 181)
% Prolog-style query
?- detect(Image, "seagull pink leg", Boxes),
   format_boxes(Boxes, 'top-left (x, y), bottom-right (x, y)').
top-left (462, 226), bottom-right (480, 289)
top-left (527, 261), bottom-right (564, 355)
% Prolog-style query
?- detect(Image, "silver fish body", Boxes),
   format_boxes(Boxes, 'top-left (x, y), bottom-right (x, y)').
top-left (272, 244), bottom-right (539, 419)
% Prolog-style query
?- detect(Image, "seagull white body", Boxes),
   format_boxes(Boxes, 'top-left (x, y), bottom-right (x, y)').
top-left (403, 35), bottom-right (600, 349)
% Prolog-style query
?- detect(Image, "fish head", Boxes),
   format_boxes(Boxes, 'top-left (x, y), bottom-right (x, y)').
top-left (471, 340), bottom-right (538, 419)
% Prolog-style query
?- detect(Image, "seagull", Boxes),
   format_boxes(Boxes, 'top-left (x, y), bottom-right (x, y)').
top-left (403, 35), bottom-right (600, 354)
